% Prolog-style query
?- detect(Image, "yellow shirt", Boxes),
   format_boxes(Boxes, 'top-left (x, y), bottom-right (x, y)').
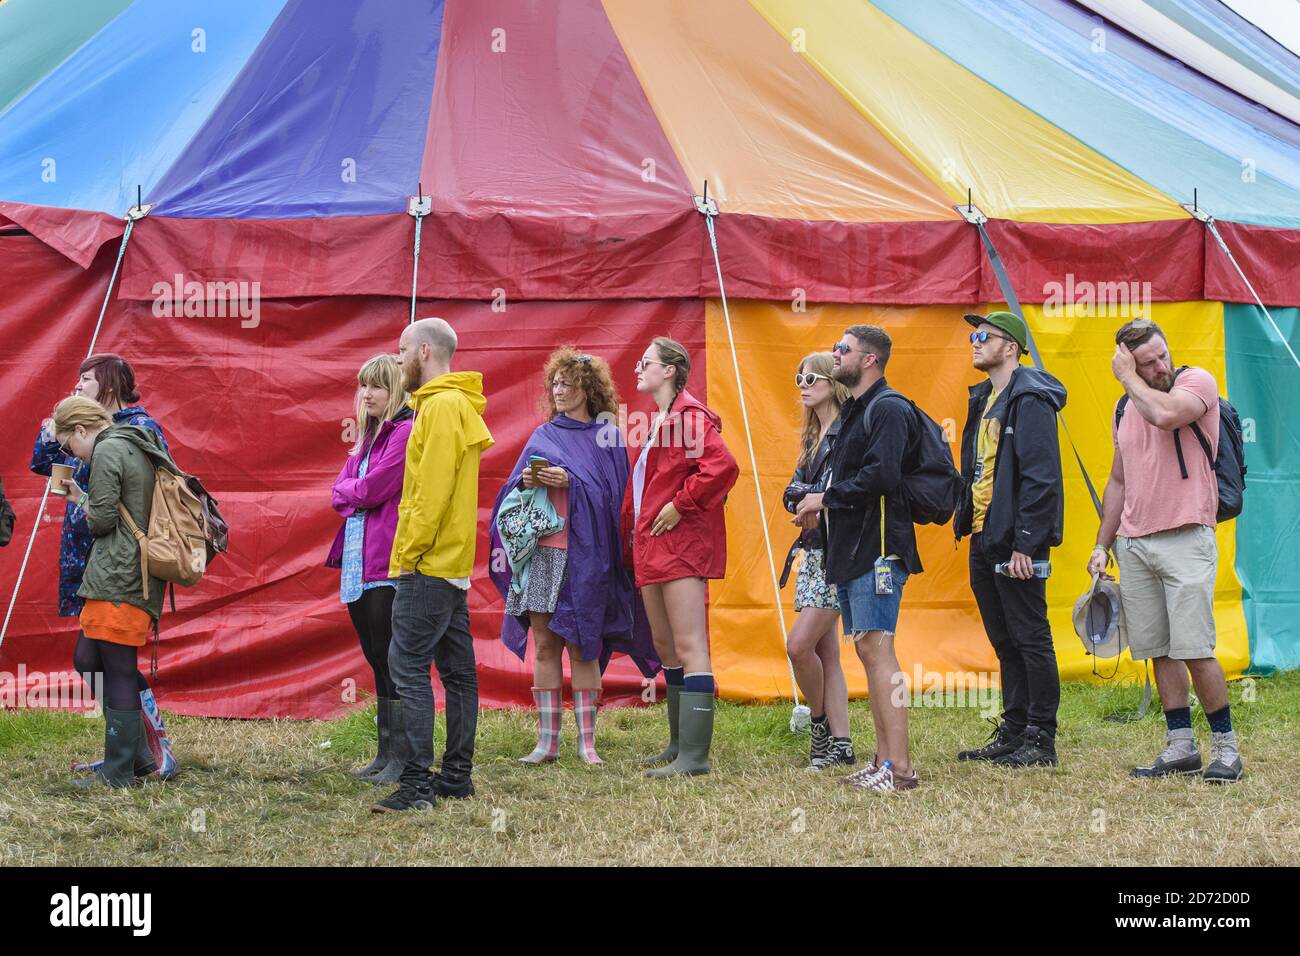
top-left (971, 387), bottom-right (1002, 534)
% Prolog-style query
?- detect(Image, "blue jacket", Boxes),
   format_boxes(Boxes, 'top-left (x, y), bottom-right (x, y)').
top-left (30, 406), bottom-right (168, 616)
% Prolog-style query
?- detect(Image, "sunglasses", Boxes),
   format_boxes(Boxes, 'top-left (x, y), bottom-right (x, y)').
top-left (970, 330), bottom-right (1017, 346)
top-left (635, 359), bottom-right (670, 373)
top-left (795, 372), bottom-right (831, 388)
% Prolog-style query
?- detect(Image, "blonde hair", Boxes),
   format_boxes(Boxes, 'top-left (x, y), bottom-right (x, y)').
top-left (652, 337), bottom-right (690, 395)
top-left (540, 347), bottom-right (619, 421)
top-left (53, 395), bottom-right (112, 436)
top-left (353, 354), bottom-right (409, 455)
top-left (797, 352), bottom-right (849, 468)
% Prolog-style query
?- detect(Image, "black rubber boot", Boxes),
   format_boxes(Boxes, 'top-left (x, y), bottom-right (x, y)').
top-left (73, 708), bottom-right (143, 789)
top-left (644, 691), bottom-right (713, 778)
top-left (352, 698), bottom-right (393, 778)
top-left (993, 724), bottom-right (1059, 768)
top-left (641, 684), bottom-right (681, 766)
top-left (369, 698), bottom-right (409, 785)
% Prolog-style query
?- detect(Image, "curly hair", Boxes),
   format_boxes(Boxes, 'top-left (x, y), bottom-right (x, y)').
top-left (540, 347), bottom-right (619, 421)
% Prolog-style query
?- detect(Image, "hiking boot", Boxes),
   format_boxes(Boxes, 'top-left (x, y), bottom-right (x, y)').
top-left (808, 715), bottom-right (831, 768)
top-left (642, 684), bottom-right (681, 766)
top-left (993, 725), bottom-right (1059, 768)
top-left (352, 698), bottom-right (394, 778)
top-left (849, 760), bottom-right (919, 793)
top-left (1203, 731), bottom-right (1244, 784)
top-left (644, 691), bottom-right (713, 778)
top-left (371, 784), bottom-right (435, 813)
top-left (811, 737), bottom-right (856, 771)
top-left (1131, 728), bottom-right (1202, 778)
top-left (958, 720), bottom-right (1023, 762)
top-left (431, 773), bottom-right (475, 800)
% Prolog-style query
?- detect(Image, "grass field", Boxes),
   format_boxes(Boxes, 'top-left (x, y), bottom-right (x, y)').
top-left (1, 674), bottom-right (1296, 867)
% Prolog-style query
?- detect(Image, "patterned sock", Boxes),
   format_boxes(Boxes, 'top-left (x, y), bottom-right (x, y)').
top-left (662, 666), bottom-right (684, 687)
top-left (683, 672), bottom-right (714, 694)
top-left (1163, 706), bottom-right (1193, 732)
top-left (1205, 704), bottom-right (1233, 735)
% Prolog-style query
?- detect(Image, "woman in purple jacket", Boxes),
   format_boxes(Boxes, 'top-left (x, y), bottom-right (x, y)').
top-left (326, 354), bottom-right (412, 783)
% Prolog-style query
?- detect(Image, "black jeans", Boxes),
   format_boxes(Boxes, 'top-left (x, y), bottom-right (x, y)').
top-left (388, 573), bottom-right (478, 789)
top-left (969, 533), bottom-right (1060, 738)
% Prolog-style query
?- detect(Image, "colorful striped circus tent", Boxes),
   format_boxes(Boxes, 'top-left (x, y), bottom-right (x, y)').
top-left (0, 0), bottom-right (1297, 718)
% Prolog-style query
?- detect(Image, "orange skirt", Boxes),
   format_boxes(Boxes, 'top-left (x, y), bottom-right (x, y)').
top-left (79, 599), bottom-right (152, 647)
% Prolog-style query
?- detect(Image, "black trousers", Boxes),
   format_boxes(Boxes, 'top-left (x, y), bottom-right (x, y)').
top-left (347, 585), bottom-right (396, 698)
top-left (969, 533), bottom-right (1061, 737)
top-left (388, 573), bottom-right (478, 788)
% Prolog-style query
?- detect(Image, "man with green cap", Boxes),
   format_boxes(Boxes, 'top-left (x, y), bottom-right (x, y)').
top-left (953, 310), bottom-right (1067, 768)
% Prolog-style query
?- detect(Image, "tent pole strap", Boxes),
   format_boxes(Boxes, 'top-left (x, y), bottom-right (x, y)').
top-left (699, 202), bottom-right (802, 713)
top-left (0, 215), bottom-right (139, 651)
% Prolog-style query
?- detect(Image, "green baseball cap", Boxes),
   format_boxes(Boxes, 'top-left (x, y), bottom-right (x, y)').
top-left (964, 310), bottom-right (1028, 356)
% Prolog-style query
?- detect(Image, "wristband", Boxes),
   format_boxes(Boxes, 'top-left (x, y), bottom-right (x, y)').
top-left (77, 493), bottom-right (89, 510)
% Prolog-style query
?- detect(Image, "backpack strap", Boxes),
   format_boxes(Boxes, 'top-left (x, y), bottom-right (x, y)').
top-left (116, 502), bottom-right (150, 601)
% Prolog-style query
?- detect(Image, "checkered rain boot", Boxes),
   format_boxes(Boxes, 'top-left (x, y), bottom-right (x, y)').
top-left (572, 688), bottom-right (603, 765)
top-left (519, 687), bottom-right (562, 764)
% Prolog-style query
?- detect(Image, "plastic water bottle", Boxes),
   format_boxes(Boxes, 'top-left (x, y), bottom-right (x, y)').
top-left (994, 560), bottom-right (1052, 579)
top-left (790, 704), bottom-right (811, 734)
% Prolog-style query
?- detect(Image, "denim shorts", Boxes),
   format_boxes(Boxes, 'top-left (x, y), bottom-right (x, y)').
top-left (836, 559), bottom-right (909, 638)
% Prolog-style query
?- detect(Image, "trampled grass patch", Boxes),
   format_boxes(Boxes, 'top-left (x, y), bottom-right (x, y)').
top-left (1, 674), bottom-right (1296, 866)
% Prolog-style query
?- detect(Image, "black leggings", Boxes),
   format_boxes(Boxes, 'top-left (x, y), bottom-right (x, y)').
top-left (73, 633), bottom-right (146, 711)
top-left (347, 586), bottom-right (396, 698)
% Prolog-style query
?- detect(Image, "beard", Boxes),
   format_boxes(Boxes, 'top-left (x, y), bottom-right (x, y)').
top-left (1146, 369), bottom-right (1175, 392)
top-left (832, 364), bottom-right (861, 389)
top-left (400, 357), bottom-right (422, 392)
top-left (972, 352), bottom-right (996, 372)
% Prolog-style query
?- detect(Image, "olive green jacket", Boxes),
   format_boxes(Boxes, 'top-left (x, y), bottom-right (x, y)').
top-left (77, 425), bottom-right (166, 620)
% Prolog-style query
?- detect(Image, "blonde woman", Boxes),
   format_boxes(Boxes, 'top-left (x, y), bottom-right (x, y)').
top-left (52, 397), bottom-right (169, 788)
top-left (783, 353), bottom-right (855, 769)
top-left (326, 355), bottom-right (412, 783)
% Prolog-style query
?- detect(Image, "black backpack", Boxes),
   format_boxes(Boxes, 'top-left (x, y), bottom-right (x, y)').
top-left (1115, 367), bottom-right (1245, 522)
top-left (864, 388), bottom-right (961, 525)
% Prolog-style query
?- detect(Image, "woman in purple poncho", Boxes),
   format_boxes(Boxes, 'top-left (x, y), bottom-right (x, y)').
top-left (489, 348), bottom-right (658, 765)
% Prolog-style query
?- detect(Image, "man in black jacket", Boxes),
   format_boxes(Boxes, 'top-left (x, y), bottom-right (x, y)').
top-left (954, 311), bottom-right (1066, 767)
top-left (795, 325), bottom-right (921, 792)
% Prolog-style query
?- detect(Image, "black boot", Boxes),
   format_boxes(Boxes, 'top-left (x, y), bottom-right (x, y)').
top-left (369, 698), bottom-right (409, 785)
top-left (957, 719), bottom-right (1023, 762)
top-left (73, 708), bottom-right (143, 789)
top-left (352, 698), bottom-right (394, 778)
top-left (993, 725), bottom-right (1058, 768)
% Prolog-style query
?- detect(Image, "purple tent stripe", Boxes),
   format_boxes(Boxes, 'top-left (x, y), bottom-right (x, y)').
top-left (152, 0), bottom-right (445, 219)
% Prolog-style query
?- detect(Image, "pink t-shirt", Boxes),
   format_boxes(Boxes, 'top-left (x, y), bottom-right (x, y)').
top-left (538, 485), bottom-right (569, 549)
top-left (1113, 366), bottom-right (1220, 538)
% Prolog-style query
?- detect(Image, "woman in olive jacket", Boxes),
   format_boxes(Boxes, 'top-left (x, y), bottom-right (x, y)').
top-left (52, 396), bottom-right (168, 788)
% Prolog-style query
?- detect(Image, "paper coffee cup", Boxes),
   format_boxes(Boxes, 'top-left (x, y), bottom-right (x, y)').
top-left (50, 462), bottom-right (73, 496)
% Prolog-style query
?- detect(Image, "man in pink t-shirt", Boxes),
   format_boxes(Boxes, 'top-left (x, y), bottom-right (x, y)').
top-left (1086, 320), bottom-right (1242, 783)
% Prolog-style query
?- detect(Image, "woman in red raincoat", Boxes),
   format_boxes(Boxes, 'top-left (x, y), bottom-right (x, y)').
top-left (623, 337), bottom-right (738, 778)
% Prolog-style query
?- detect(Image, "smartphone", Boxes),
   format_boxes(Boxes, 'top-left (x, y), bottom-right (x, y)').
top-left (528, 456), bottom-right (551, 476)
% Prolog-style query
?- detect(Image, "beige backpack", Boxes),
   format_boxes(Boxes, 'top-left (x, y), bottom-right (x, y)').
top-left (118, 466), bottom-right (208, 600)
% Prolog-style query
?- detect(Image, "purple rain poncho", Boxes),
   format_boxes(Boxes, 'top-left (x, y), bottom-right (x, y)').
top-left (489, 414), bottom-right (658, 677)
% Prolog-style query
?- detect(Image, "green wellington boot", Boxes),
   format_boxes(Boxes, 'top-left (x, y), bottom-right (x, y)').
top-left (644, 691), bottom-right (713, 778)
top-left (641, 684), bottom-right (682, 766)
top-left (72, 707), bottom-right (144, 789)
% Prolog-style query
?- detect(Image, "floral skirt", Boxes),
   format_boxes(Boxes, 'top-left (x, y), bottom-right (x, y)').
top-left (794, 548), bottom-right (839, 612)
top-left (505, 546), bottom-right (568, 617)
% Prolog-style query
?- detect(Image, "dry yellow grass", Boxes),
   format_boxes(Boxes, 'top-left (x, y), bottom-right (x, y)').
top-left (1, 675), bottom-right (1296, 866)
